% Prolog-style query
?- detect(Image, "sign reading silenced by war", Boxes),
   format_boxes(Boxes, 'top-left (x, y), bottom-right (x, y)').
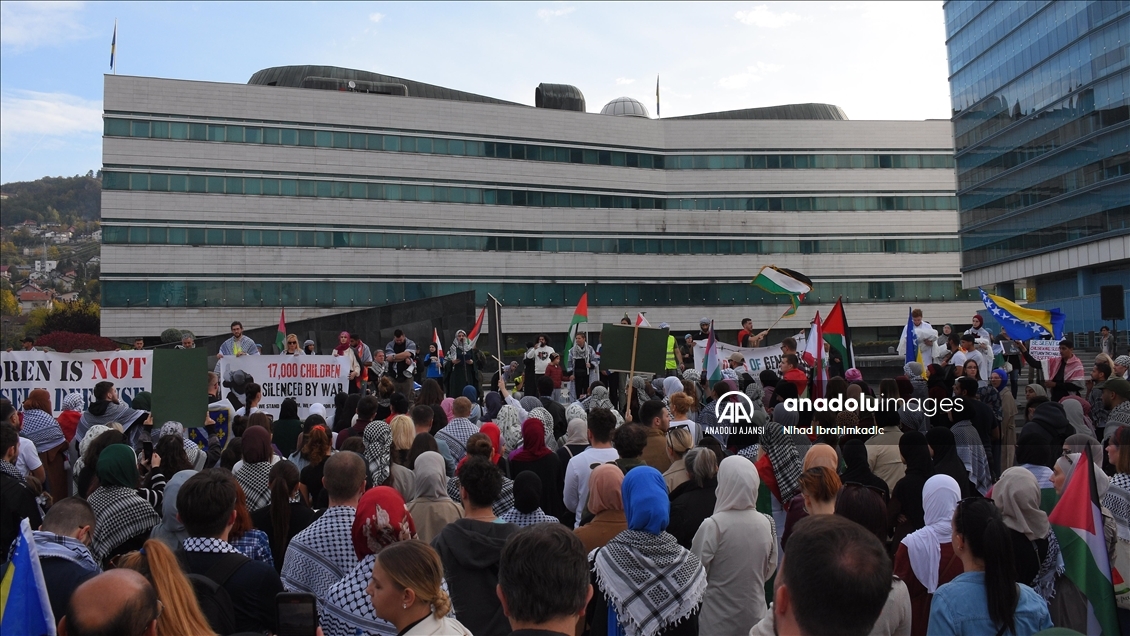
top-left (1, 350), bottom-right (153, 415)
top-left (219, 355), bottom-right (348, 419)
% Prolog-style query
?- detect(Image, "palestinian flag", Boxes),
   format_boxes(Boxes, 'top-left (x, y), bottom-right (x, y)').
top-left (467, 306), bottom-right (486, 348)
top-left (822, 297), bottom-right (855, 370)
top-left (1048, 447), bottom-right (1120, 635)
top-left (565, 292), bottom-right (589, 366)
top-left (752, 266), bottom-right (812, 318)
top-left (275, 308), bottom-right (286, 352)
top-left (703, 321), bottom-right (722, 383)
top-left (432, 328), bottom-right (444, 359)
top-left (635, 312), bottom-right (651, 327)
top-left (802, 311), bottom-right (826, 399)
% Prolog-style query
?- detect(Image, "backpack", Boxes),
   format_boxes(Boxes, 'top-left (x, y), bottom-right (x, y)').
top-left (177, 550), bottom-right (247, 636)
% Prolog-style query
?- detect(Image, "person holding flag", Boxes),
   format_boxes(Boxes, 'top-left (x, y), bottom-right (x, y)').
top-left (901, 307), bottom-right (925, 374)
top-left (898, 309), bottom-right (943, 367)
top-left (565, 292), bottom-right (594, 397)
top-left (802, 312), bottom-right (826, 399)
top-left (446, 329), bottom-right (477, 398)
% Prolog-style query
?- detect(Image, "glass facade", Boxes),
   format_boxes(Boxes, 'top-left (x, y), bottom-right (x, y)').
top-left (946, 0), bottom-right (1130, 272)
top-left (101, 278), bottom-right (975, 309)
top-left (104, 116), bottom-right (955, 172)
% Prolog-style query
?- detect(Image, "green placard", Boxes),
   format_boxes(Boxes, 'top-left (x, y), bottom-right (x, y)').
top-left (598, 323), bottom-right (669, 376)
top-left (152, 348), bottom-right (208, 429)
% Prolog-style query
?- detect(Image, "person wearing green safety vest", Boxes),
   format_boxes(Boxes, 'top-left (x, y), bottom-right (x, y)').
top-left (659, 322), bottom-right (684, 377)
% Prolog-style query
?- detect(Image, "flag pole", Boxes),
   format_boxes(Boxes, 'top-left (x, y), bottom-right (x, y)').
top-left (488, 293), bottom-right (503, 378)
top-left (624, 323), bottom-right (640, 420)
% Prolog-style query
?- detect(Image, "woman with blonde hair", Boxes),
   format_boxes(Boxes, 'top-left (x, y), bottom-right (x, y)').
top-left (117, 539), bottom-right (218, 636)
top-left (388, 414), bottom-right (418, 501)
top-left (369, 539), bottom-right (472, 635)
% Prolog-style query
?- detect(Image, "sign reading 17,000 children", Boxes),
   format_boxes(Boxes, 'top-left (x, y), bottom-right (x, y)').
top-left (220, 355), bottom-right (348, 419)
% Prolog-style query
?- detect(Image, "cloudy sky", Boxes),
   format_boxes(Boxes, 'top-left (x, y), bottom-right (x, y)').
top-left (0, 1), bottom-right (951, 184)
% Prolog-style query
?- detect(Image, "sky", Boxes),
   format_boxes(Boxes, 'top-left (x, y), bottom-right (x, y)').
top-left (0, 1), bottom-right (952, 185)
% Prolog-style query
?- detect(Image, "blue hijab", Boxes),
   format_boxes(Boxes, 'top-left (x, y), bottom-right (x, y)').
top-left (992, 368), bottom-right (1009, 394)
top-left (622, 466), bottom-right (670, 535)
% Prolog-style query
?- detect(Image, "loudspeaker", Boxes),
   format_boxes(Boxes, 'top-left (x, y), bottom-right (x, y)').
top-left (1101, 285), bottom-right (1125, 320)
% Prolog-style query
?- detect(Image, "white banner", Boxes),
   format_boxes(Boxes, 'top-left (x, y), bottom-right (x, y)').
top-left (1, 350), bottom-right (153, 416)
top-left (693, 336), bottom-right (807, 377)
top-left (1027, 339), bottom-right (1061, 362)
top-left (220, 355), bottom-right (348, 420)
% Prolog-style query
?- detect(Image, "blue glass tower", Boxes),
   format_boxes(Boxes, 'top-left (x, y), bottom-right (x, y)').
top-left (944, 1), bottom-right (1130, 332)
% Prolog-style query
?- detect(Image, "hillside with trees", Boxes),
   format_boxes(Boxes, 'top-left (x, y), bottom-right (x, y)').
top-left (0, 172), bottom-right (102, 226)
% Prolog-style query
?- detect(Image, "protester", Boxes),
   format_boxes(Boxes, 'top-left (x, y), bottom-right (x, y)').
top-left (499, 471), bottom-right (560, 527)
top-left (667, 447), bottom-right (720, 549)
top-left (0, 422), bottom-right (41, 551)
top-left (57, 391), bottom-right (86, 444)
top-left (691, 455), bottom-right (777, 634)
top-left (297, 422), bottom-right (332, 504)
top-left (927, 498), bottom-right (1052, 635)
top-left (436, 397), bottom-right (479, 462)
top-left (447, 436), bottom-right (516, 517)
top-left (508, 418), bottom-right (564, 520)
top-left (926, 424), bottom-right (974, 498)
top-left (447, 330), bottom-right (478, 398)
top-left (893, 475), bottom-right (964, 636)
top-left (432, 456), bottom-right (519, 636)
top-left (993, 368), bottom-right (1018, 469)
top-left (234, 425), bottom-right (273, 512)
top-left (58, 569), bottom-right (160, 636)
top-left (756, 418), bottom-right (804, 536)
top-left (782, 466), bottom-right (841, 549)
top-left (498, 524), bottom-right (592, 636)
top-left (116, 539), bottom-right (218, 636)
top-left (177, 469), bottom-right (283, 634)
top-left (888, 432), bottom-right (933, 546)
top-left (272, 397), bottom-right (303, 457)
top-left (19, 389), bottom-right (68, 503)
top-left (363, 416), bottom-right (394, 493)
top-left (1045, 338), bottom-right (1084, 401)
top-left (408, 450), bottom-right (463, 543)
top-left (149, 469), bottom-right (196, 550)
top-left (87, 444), bottom-right (162, 566)
top-left (563, 407), bottom-right (620, 527)
top-left (841, 437), bottom-right (890, 501)
top-left (991, 468), bottom-right (1059, 600)
top-left (249, 459), bottom-right (315, 572)
top-left (321, 486), bottom-right (417, 636)
top-left (574, 464), bottom-right (627, 553)
top-left (75, 380), bottom-right (150, 446)
top-left (19, 497), bottom-right (100, 621)
top-left (369, 540), bottom-right (472, 635)
top-left (1019, 401), bottom-right (1073, 463)
top-left (586, 466), bottom-right (706, 636)
top-left (74, 426), bottom-right (125, 498)
top-left (282, 451), bottom-right (367, 601)
top-left (948, 397), bottom-right (993, 495)
top-left (412, 404), bottom-right (455, 475)
top-left (663, 426), bottom-right (694, 493)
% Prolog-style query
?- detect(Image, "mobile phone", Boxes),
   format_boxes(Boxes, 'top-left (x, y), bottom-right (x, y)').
top-left (276, 592), bottom-right (318, 636)
top-left (142, 441), bottom-right (153, 461)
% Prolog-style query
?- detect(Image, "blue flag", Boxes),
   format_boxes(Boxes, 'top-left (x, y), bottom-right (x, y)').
top-left (903, 307), bottom-right (920, 366)
top-left (187, 409), bottom-right (231, 450)
top-left (0, 519), bottom-right (55, 636)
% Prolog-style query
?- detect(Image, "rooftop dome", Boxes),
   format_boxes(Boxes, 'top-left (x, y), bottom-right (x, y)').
top-left (600, 96), bottom-right (650, 118)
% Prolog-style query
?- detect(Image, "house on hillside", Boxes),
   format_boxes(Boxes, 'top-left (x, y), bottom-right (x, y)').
top-left (34, 260), bottom-right (58, 273)
top-left (17, 283), bottom-right (54, 314)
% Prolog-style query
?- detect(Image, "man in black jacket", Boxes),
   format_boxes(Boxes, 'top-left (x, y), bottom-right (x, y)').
top-left (1020, 401), bottom-right (1074, 468)
top-left (28, 497), bottom-right (101, 621)
top-left (177, 469), bottom-right (282, 634)
top-left (0, 422), bottom-right (41, 554)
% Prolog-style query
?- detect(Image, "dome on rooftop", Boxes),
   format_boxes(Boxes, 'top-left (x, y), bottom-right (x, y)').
top-left (600, 96), bottom-right (650, 118)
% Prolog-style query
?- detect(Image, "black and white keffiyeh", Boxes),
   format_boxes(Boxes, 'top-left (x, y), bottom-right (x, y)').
top-left (951, 420), bottom-right (992, 496)
top-left (87, 486), bottom-right (161, 562)
top-left (20, 409), bottom-right (66, 453)
top-left (281, 506), bottom-right (359, 599)
top-left (436, 417), bottom-right (478, 460)
top-left (498, 507), bottom-right (559, 527)
top-left (235, 461), bottom-right (272, 512)
top-left (447, 474), bottom-right (515, 517)
top-left (320, 554), bottom-right (397, 636)
top-left (528, 407), bottom-right (558, 451)
top-left (182, 537), bottom-right (243, 554)
top-left (363, 421), bottom-right (393, 486)
top-left (1104, 473), bottom-right (1130, 542)
top-left (761, 421), bottom-right (802, 502)
top-left (591, 529), bottom-right (707, 636)
top-left (0, 459), bottom-right (24, 484)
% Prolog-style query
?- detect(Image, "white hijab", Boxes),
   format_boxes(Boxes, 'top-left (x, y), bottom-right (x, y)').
top-left (900, 474), bottom-right (961, 593)
top-left (714, 455), bottom-right (760, 514)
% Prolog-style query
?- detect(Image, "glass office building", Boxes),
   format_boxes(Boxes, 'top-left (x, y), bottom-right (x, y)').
top-left (944, 0), bottom-right (1130, 332)
top-left (100, 67), bottom-right (978, 339)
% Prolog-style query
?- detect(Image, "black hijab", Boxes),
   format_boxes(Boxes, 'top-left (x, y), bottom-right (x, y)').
top-left (839, 439), bottom-right (890, 501)
top-left (891, 431), bottom-right (933, 531)
top-left (925, 426), bottom-right (973, 498)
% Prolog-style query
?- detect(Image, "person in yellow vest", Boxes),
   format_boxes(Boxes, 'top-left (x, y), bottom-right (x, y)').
top-left (659, 323), bottom-right (684, 377)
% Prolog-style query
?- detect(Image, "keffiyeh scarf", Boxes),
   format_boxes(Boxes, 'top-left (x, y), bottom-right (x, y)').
top-left (1103, 473), bottom-right (1130, 541)
top-left (951, 421), bottom-right (993, 495)
top-left (585, 386), bottom-right (616, 411)
top-left (0, 459), bottom-right (24, 483)
top-left (235, 461), bottom-right (273, 512)
top-left (1033, 530), bottom-right (1064, 602)
top-left (24, 532), bottom-right (100, 573)
top-left (448, 475), bottom-right (515, 517)
top-left (592, 529), bottom-right (707, 636)
top-left (363, 421), bottom-right (393, 486)
top-left (281, 507), bottom-right (359, 598)
top-left (762, 421), bottom-right (803, 502)
top-left (436, 417), bottom-right (479, 460)
top-left (495, 405), bottom-right (524, 453)
top-left (20, 409), bottom-right (66, 453)
top-left (87, 486), bottom-right (161, 562)
top-left (499, 507), bottom-right (559, 527)
top-left (528, 407), bottom-right (558, 451)
top-left (320, 555), bottom-right (397, 636)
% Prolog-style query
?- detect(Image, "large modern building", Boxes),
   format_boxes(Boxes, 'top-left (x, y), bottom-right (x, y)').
top-left (944, 0), bottom-right (1130, 333)
top-left (100, 67), bottom-right (980, 342)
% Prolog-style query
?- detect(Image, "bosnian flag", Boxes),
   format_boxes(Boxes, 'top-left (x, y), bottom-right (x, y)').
top-left (903, 306), bottom-right (921, 368)
top-left (703, 321), bottom-right (722, 383)
top-left (432, 328), bottom-right (444, 359)
top-left (802, 311), bottom-right (825, 399)
top-left (635, 312), bottom-right (651, 327)
top-left (466, 306), bottom-right (486, 348)
top-left (752, 265), bottom-right (812, 319)
top-left (1048, 446), bottom-right (1120, 635)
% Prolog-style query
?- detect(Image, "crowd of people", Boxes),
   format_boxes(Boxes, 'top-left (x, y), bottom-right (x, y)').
top-left (2, 311), bottom-right (1130, 636)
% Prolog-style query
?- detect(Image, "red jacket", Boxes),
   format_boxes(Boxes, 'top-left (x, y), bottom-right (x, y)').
top-left (784, 368), bottom-right (808, 396)
top-left (545, 363), bottom-right (563, 388)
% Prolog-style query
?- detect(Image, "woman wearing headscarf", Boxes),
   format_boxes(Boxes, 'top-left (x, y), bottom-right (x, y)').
top-left (889, 432), bottom-right (933, 547)
top-left (483, 391), bottom-right (503, 423)
top-left (446, 330), bottom-right (477, 398)
top-left (951, 402), bottom-right (993, 496)
top-left (668, 447), bottom-right (720, 549)
top-left (755, 420), bottom-right (803, 537)
top-left (321, 486), bottom-right (418, 636)
top-left (803, 443), bottom-right (839, 472)
top-left (73, 425), bottom-right (120, 496)
top-left (234, 426), bottom-right (273, 512)
top-left (332, 331), bottom-right (363, 394)
top-left (272, 397), bottom-right (304, 458)
top-left (528, 406), bottom-right (560, 452)
top-left (1060, 397), bottom-right (1092, 435)
top-left (57, 391), bottom-right (85, 443)
top-left (87, 444), bottom-right (162, 566)
top-left (408, 451), bottom-right (463, 544)
top-left (773, 403), bottom-right (811, 456)
top-left (924, 427), bottom-right (974, 499)
top-left (363, 420), bottom-right (393, 489)
top-left (494, 404), bottom-right (524, 456)
top-left (893, 474), bottom-right (964, 636)
top-left (149, 469), bottom-right (197, 550)
top-left (992, 467), bottom-right (1060, 602)
top-left (575, 464), bottom-right (627, 553)
top-left (662, 427), bottom-right (694, 493)
top-left (840, 438), bottom-right (890, 502)
top-left (20, 389), bottom-right (68, 502)
top-left (993, 368), bottom-right (1018, 469)
top-left (508, 419), bottom-right (564, 520)
top-left (499, 472), bottom-right (559, 527)
top-left (556, 416), bottom-right (589, 510)
top-left (585, 466), bottom-right (707, 636)
top-left (475, 422), bottom-right (509, 475)
top-left (692, 456), bottom-right (777, 634)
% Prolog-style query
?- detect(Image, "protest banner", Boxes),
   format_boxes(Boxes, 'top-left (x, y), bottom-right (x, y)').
top-left (0, 350), bottom-right (153, 415)
top-left (1027, 339), bottom-right (1062, 378)
top-left (693, 336), bottom-right (807, 377)
top-left (219, 355), bottom-right (348, 419)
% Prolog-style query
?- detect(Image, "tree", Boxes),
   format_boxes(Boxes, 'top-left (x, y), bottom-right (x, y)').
top-left (0, 288), bottom-right (17, 315)
top-left (41, 299), bottom-right (100, 335)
